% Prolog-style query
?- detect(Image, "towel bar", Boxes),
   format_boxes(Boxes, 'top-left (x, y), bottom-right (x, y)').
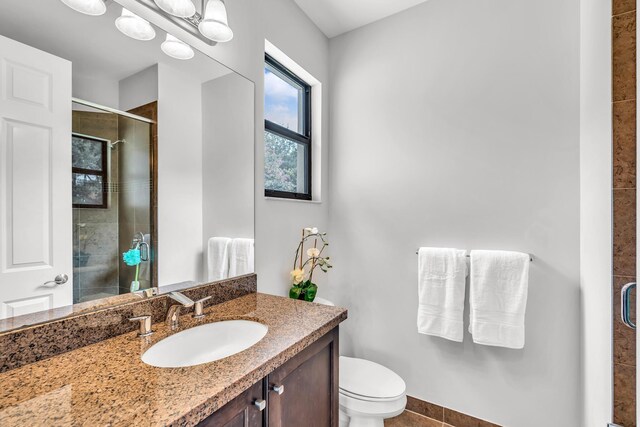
top-left (415, 250), bottom-right (533, 262)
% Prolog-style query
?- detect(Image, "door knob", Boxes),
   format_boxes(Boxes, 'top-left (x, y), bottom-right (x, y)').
top-left (621, 282), bottom-right (636, 329)
top-left (43, 274), bottom-right (69, 287)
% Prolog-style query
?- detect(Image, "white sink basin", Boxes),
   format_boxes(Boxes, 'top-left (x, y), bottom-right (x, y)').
top-left (141, 320), bottom-right (268, 368)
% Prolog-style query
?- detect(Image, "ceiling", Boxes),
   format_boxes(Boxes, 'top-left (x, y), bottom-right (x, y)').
top-left (293, 0), bottom-right (430, 38)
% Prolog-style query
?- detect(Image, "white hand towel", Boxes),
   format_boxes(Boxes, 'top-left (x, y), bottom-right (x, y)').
top-left (417, 247), bottom-right (468, 342)
top-left (229, 238), bottom-right (254, 277)
top-left (469, 250), bottom-right (530, 349)
top-left (207, 237), bottom-right (232, 281)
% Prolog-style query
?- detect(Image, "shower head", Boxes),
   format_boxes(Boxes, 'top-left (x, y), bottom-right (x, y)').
top-left (110, 139), bottom-right (126, 149)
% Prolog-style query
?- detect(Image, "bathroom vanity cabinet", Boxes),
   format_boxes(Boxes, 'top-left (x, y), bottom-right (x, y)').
top-left (197, 327), bottom-right (339, 427)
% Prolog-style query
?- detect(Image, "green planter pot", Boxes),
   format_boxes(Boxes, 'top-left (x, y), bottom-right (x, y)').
top-left (289, 280), bottom-right (318, 302)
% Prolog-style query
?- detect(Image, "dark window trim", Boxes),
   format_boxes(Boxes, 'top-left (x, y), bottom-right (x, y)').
top-left (72, 133), bottom-right (108, 209)
top-left (264, 54), bottom-right (312, 201)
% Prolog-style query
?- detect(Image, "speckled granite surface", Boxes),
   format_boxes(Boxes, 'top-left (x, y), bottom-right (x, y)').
top-left (0, 274), bottom-right (257, 335)
top-left (0, 293), bottom-right (347, 427)
top-left (0, 275), bottom-right (257, 372)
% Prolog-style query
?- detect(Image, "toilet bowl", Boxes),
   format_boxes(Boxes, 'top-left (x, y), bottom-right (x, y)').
top-left (338, 356), bottom-right (406, 427)
top-left (313, 298), bottom-right (407, 427)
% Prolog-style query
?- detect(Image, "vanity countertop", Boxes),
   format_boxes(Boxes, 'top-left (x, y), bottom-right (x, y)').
top-left (0, 293), bottom-right (347, 426)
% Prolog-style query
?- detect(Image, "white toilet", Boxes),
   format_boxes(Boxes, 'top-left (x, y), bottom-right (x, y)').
top-left (313, 298), bottom-right (407, 427)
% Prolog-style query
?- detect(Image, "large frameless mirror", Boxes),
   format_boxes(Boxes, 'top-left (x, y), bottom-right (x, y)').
top-left (0, 0), bottom-right (255, 331)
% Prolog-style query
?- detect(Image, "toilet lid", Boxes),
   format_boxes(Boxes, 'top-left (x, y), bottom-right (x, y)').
top-left (339, 356), bottom-right (406, 400)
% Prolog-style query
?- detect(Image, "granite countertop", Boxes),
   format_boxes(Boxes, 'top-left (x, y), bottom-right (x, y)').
top-left (0, 293), bottom-right (347, 426)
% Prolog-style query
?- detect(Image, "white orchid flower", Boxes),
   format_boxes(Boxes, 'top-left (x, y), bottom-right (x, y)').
top-left (307, 247), bottom-right (320, 258)
top-left (290, 268), bottom-right (305, 284)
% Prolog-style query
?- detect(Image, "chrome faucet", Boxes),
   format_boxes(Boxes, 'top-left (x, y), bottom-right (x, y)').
top-left (129, 315), bottom-right (153, 337)
top-left (166, 292), bottom-right (194, 328)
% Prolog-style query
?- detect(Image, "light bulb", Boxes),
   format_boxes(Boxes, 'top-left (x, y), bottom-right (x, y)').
top-left (198, 0), bottom-right (233, 43)
top-left (161, 34), bottom-right (194, 60)
top-left (154, 0), bottom-right (196, 18)
top-left (115, 8), bottom-right (156, 41)
top-left (59, 0), bottom-right (106, 16)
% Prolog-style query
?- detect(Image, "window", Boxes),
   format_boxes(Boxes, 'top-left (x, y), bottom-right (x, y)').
top-left (72, 133), bottom-right (108, 208)
top-left (264, 54), bottom-right (312, 200)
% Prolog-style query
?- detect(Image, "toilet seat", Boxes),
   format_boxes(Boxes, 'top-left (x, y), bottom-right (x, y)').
top-left (339, 356), bottom-right (406, 401)
top-left (340, 388), bottom-right (403, 402)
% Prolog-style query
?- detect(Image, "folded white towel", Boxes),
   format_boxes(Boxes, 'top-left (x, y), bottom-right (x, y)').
top-left (469, 250), bottom-right (530, 349)
top-left (207, 237), bottom-right (232, 281)
top-left (229, 238), bottom-right (254, 277)
top-left (417, 247), bottom-right (468, 342)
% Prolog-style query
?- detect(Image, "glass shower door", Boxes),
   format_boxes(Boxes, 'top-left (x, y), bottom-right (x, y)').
top-left (71, 101), bottom-right (155, 303)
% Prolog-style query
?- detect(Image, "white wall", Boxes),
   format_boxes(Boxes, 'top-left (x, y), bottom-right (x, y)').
top-left (118, 65), bottom-right (158, 112)
top-left (157, 63), bottom-right (203, 286)
top-left (119, 0), bottom-right (331, 296)
top-left (580, 0), bottom-right (613, 425)
top-left (257, 0), bottom-right (331, 295)
top-left (328, 0), bottom-right (581, 426)
top-left (73, 75), bottom-right (118, 109)
top-left (107, 1), bottom-right (607, 424)
top-left (202, 73), bottom-right (254, 249)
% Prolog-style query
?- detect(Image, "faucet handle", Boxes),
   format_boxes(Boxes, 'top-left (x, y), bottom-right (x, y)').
top-left (129, 315), bottom-right (153, 337)
top-left (194, 296), bottom-right (212, 319)
top-left (168, 291), bottom-right (194, 307)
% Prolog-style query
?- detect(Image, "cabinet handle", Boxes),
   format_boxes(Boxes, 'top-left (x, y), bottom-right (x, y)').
top-left (254, 399), bottom-right (266, 411)
top-left (270, 384), bottom-right (285, 395)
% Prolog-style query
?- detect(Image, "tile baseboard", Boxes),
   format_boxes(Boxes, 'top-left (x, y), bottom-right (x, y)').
top-left (407, 395), bottom-right (502, 427)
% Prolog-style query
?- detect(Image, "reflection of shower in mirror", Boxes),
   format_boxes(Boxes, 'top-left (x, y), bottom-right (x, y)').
top-left (109, 139), bottom-right (127, 149)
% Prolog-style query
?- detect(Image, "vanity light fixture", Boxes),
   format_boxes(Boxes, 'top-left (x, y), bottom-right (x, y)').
top-left (115, 8), bottom-right (156, 41)
top-left (198, 0), bottom-right (233, 43)
top-left (154, 0), bottom-right (196, 18)
top-left (59, 0), bottom-right (106, 16)
top-left (161, 34), bottom-right (195, 60)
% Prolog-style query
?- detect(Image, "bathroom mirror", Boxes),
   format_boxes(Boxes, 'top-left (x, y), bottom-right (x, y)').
top-left (0, 0), bottom-right (254, 329)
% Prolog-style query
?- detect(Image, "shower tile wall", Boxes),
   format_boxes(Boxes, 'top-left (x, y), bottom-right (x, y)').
top-left (612, 0), bottom-right (637, 425)
top-left (72, 112), bottom-right (119, 303)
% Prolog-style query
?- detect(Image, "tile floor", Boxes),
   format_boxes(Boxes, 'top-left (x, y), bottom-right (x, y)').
top-left (385, 410), bottom-right (453, 427)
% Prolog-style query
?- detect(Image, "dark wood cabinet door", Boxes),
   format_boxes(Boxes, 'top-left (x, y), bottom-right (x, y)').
top-left (197, 380), bottom-right (265, 427)
top-left (267, 327), bottom-right (339, 427)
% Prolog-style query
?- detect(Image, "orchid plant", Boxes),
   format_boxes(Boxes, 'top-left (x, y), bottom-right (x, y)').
top-left (289, 227), bottom-right (332, 302)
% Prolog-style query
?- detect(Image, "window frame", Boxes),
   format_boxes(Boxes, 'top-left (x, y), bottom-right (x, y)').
top-left (264, 53), bottom-right (312, 201)
top-left (71, 133), bottom-right (108, 209)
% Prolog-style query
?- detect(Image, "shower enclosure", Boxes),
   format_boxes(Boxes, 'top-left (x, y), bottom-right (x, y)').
top-left (71, 100), bottom-right (156, 303)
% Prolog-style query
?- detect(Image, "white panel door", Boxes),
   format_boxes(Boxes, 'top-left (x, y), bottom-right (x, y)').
top-left (0, 34), bottom-right (72, 319)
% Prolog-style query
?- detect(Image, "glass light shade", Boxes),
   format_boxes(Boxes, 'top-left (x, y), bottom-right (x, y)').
top-left (59, 0), bottom-right (106, 16)
top-left (153, 0), bottom-right (195, 18)
top-left (198, 0), bottom-right (233, 43)
top-left (115, 8), bottom-right (156, 41)
top-left (161, 34), bottom-right (194, 60)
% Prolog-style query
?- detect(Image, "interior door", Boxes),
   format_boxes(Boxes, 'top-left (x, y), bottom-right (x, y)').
top-left (0, 34), bottom-right (72, 319)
